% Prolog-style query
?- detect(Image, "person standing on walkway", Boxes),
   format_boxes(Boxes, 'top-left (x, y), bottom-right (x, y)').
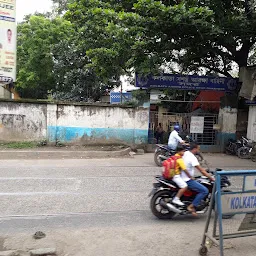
top-left (155, 123), bottom-right (164, 144)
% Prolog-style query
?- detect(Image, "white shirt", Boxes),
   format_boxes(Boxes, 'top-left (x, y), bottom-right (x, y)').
top-left (181, 151), bottom-right (199, 181)
top-left (168, 130), bottom-right (183, 150)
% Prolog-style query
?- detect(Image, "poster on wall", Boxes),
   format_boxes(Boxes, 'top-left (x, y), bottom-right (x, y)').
top-left (190, 116), bottom-right (204, 134)
top-left (0, 0), bottom-right (16, 84)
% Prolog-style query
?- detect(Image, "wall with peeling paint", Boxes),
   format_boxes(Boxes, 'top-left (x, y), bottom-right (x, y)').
top-left (247, 106), bottom-right (256, 142)
top-left (0, 102), bottom-right (47, 141)
top-left (0, 100), bottom-right (149, 145)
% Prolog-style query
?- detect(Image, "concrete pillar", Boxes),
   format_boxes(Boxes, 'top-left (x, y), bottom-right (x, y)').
top-left (218, 107), bottom-right (237, 151)
top-left (46, 104), bottom-right (58, 144)
top-left (247, 106), bottom-right (256, 141)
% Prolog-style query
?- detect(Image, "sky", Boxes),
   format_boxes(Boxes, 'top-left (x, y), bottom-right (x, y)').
top-left (16, 0), bottom-right (53, 22)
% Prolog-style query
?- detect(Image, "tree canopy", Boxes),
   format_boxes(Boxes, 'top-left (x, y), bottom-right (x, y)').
top-left (16, 15), bottom-right (72, 98)
top-left (16, 13), bottom-right (111, 101)
top-left (16, 0), bottom-right (256, 100)
top-left (65, 0), bottom-right (256, 78)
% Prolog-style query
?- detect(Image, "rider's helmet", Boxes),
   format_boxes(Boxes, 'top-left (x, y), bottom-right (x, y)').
top-left (173, 124), bottom-right (180, 132)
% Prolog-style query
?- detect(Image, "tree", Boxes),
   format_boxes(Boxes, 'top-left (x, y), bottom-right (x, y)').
top-left (52, 0), bottom-right (75, 14)
top-left (17, 13), bottom-right (111, 101)
top-left (64, 0), bottom-right (256, 79)
top-left (16, 15), bottom-right (72, 98)
top-left (52, 40), bottom-right (112, 102)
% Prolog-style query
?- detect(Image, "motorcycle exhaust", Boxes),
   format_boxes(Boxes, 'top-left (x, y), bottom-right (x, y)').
top-left (166, 203), bottom-right (182, 213)
top-left (160, 200), bottom-right (182, 213)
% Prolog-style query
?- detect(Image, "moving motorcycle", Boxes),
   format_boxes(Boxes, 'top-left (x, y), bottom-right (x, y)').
top-left (154, 135), bottom-right (204, 167)
top-left (149, 169), bottom-right (232, 219)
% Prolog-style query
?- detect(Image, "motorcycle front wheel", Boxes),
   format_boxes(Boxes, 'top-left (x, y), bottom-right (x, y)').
top-left (154, 150), bottom-right (166, 167)
top-left (196, 152), bottom-right (204, 163)
top-left (150, 190), bottom-right (176, 219)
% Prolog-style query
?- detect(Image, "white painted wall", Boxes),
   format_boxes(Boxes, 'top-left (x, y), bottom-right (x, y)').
top-left (0, 101), bottom-right (149, 145)
top-left (0, 102), bottom-right (47, 141)
top-left (0, 87), bottom-right (11, 99)
top-left (219, 107), bottom-right (238, 133)
top-left (247, 106), bottom-right (256, 141)
top-left (55, 105), bottom-right (139, 129)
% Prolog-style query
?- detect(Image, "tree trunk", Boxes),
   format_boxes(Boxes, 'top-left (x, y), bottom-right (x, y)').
top-left (235, 41), bottom-right (253, 68)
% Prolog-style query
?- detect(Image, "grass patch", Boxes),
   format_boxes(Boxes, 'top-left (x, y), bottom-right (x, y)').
top-left (0, 141), bottom-right (46, 149)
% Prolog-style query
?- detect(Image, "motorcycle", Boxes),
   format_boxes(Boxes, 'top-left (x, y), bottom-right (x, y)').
top-left (149, 169), bottom-right (233, 219)
top-left (225, 138), bottom-right (243, 155)
top-left (154, 135), bottom-right (204, 167)
top-left (237, 137), bottom-right (253, 159)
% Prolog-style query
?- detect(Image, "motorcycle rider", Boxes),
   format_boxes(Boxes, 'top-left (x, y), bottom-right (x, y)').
top-left (163, 144), bottom-right (193, 206)
top-left (168, 124), bottom-right (186, 150)
top-left (181, 142), bottom-right (215, 215)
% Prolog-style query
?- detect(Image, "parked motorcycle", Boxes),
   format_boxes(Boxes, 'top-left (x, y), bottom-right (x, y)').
top-left (237, 137), bottom-right (253, 159)
top-left (225, 138), bottom-right (243, 155)
top-left (149, 169), bottom-right (233, 219)
top-left (154, 135), bottom-right (204, 167)
top-left (250, 142), bottom-right (256, 162)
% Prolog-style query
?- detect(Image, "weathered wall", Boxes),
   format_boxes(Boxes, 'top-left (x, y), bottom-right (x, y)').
top-left (0, 100), bottom-right (149, 145)
top-left (0, 87), bottom-right (11, 99)
top-left (236, 109), bottom-right (248, 136)
top-left (218, 107), bottom-right (237, 151)
top-left (239, 66), bottom-right (256, 100)
top-left (47, 104), bottom-right (149, 144)
top-left (247, 106), bottom-right (256, 142)
top-left (0, 102), bottom-right (47, 141)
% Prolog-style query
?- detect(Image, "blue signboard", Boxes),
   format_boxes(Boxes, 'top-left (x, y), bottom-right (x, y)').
top-left (135, 73), bottom-right (238, 91)
top-left (110, 92), bottom-right (132, 104)
top-left (245, 100), bottom-right (256, 105)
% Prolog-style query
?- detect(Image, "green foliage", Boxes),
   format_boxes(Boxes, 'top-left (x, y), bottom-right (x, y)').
top-left (0, 141), bottom-right (45, 149)
top-left (132, 89), bottom-right (149, 104)
top-left (16, 15), bottom-right (72, 99)
top-left (64, 0), bottom-right (256, 79)
top-left (16, 0), bottom-right (256, 101)
top-left (16, 13), bottom-right (113, 101)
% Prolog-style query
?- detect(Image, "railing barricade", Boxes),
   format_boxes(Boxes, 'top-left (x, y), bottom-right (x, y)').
top-left (200, 170), bottom-right (256, 256)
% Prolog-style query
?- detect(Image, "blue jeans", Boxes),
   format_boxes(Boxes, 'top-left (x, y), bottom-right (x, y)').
top-left (187, 180), bottom-right (209, 207)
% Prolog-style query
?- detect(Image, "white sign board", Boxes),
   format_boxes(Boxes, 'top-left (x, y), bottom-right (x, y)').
top-left (221, 192), bottom-right (256, 214)
top-left (0, 0), bottom-right (17, 84)
top-left (244, 176), bottom-right (256, 191)
top-left (190, 116), bottom-right (204, 134)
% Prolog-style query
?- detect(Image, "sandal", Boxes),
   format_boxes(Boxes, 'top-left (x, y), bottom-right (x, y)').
top-left (187, 205), bottom-right (198, 216)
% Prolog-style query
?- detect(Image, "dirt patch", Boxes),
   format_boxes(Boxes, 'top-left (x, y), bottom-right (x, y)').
top-left (0, 237), bottom-right (5, 251)
top-left (0, 144), bottom-right (127, 152)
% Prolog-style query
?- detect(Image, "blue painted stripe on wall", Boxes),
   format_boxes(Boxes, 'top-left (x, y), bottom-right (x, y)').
top-left (47, 126), bottom-right (148, 144)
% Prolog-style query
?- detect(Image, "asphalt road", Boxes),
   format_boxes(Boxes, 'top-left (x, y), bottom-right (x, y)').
top-left (0, 153), bottom-right (256, 256)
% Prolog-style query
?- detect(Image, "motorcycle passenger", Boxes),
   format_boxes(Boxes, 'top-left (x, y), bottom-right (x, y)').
top-left (168, 124), bottom-right (186, 150)
top-left (163, 144), bottom-right (193, 206)
top-left (181, 142), bottom-right (215, 216)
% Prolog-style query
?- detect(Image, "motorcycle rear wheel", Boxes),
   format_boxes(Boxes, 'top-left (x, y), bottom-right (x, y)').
top-left (237, 147), bottom-right (250, 159)
top-left (150, 190), bottom-right (176, 219)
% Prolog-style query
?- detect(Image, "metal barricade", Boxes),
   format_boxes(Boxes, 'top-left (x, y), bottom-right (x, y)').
top-left (200, 170), bottom-right (256, 256)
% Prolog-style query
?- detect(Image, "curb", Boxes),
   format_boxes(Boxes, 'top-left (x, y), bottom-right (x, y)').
top-left (0, 147), bottom-right (131, 160)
